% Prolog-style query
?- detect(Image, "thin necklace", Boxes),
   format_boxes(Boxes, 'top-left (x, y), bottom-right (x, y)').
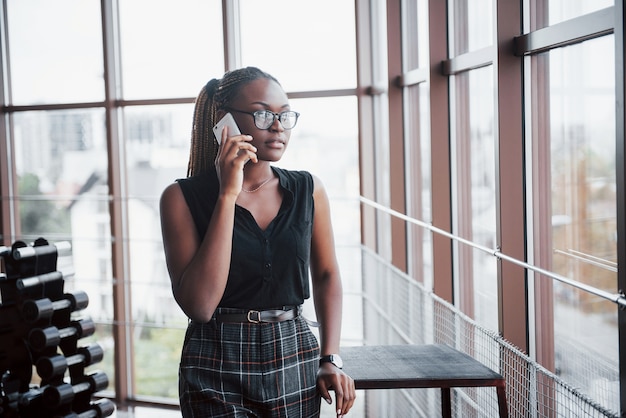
top-left (242, 176), bottom-right (273, 193)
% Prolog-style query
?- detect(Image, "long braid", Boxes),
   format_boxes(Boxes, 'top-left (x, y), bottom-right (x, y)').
top-left (186, 67), bottom-right (280, 177)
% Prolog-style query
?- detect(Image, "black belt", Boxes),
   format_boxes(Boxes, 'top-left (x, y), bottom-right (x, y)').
top-left (213, 306), bottom-right (300, 324)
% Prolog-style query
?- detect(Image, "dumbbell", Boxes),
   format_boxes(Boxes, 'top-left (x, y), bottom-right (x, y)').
top-left (21, 291), bottom-right (89, 323)
top-left (16, 270), bottom-right (64, 290)
top-left (42, 370), bottom-right (109, 408)
top-left (17, 386), bottom-right (45, 407)
top-left (53, 398), bottom-right (115, 418)
top-left (28, 318), bottom-right (96, 352)
top-left (12, 240), bottom-right (72, 260)
top-left (36, 343), bottom-right (104, 380)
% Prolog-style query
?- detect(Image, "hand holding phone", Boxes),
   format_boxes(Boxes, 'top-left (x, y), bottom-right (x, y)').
top-left (213, 113), bottom-right (241, 145)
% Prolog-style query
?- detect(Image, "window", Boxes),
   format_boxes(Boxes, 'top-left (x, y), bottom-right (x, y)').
top-left (238, 0), bottom-right (357, 91)
top-left (7, 0), bottom-right (104, 104)
top-left (530, 34), bottom-right (618, 407)
top-left (451, 67), bottom-right (498, 330)
top-left (118, 0), bottom-right (223, 100)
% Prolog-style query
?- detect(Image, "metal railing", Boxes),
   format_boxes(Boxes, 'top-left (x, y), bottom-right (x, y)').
top-left (360, 196), bottom-right (626, 308)
top-left (361, 247), bottom-right (619, 417)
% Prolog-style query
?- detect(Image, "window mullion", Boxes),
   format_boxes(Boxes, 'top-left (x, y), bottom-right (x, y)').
top-left (222, 0), bottom-right (242, 70)
top-left (101, 0), bottom-right (134, 404)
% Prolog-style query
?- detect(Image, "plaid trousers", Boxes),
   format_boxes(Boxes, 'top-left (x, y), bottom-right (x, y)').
top-left (179, 314), bottom-right (321, 417)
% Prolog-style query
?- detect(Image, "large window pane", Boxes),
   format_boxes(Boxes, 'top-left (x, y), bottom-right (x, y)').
top-left (7, 0), bottom-right (104, 104)
top-left (12, 109), bottom-right (115, 390)
top-left (239, 0), bottom-right (356, 91)
top-left (118, 0), bottom-right (224, 100)
top-left (124, 104), bottom-right (192, 399)
top-left (537, 35), bottom-right (618, 411)
top-left (416, 0), bottom-right (430, 68)
top-left (451, 0), bottom-right (493, 55)
top-left (406, 84), bottom-right (433, 290)
top-left (13, 109), bottom-right (109, 238)
top-left (452, 67), bottom-right (498, 331)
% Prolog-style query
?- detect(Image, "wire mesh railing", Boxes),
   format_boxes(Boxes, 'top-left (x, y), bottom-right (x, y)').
top-left (361, 248), bottom-right (619, 417)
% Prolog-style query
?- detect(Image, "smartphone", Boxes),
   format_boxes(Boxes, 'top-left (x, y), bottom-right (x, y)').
top-left (212, 113), bottom-right (241, 145)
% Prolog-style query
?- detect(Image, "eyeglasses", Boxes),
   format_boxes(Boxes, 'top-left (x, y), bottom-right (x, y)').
top-left (227, 108), bottom-right (300, 130)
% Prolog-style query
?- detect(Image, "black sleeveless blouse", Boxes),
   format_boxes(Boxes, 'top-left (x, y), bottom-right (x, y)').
top-left (176, 166), bottom-right (314, 309)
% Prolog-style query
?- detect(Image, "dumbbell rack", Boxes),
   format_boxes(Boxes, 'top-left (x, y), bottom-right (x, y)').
top-left (0, 238), bottom-right (114, 418)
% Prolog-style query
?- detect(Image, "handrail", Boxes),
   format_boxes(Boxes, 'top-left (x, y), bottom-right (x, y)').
top-left (360, 196), bottom-right (626, 308)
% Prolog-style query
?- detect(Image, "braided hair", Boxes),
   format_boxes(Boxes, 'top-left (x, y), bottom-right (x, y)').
top-left (187, 66), bottom-right (280, 177)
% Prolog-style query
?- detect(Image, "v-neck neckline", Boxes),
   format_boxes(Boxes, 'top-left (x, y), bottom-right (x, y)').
top-left (236, 197), bottom-right (287, 234)
top-left (235, 167), bottom-right (292, 234)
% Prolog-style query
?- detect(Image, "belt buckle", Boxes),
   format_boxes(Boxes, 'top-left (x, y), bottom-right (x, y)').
top-left (247, 310), bottom-right (261, 323)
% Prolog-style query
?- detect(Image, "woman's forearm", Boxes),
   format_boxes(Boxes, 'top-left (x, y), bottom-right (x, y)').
top-left (313, 272), bottom-right (344, 355)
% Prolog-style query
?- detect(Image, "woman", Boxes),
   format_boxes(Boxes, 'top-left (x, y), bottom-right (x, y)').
top-left (160, 66), bottom-right (356, 417)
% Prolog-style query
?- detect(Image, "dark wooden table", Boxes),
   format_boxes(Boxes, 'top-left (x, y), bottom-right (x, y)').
top-left (340, 344), bottom-right (508, 418)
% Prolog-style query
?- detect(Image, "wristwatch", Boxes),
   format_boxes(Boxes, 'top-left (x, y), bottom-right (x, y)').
top-left (319, 354), bottom-right (343, 369)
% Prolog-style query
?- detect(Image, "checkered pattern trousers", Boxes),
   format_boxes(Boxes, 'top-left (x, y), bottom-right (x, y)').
top-left (179, 315), bottom-right (321, 417)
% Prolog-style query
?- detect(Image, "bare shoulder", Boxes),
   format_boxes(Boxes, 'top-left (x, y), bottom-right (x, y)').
top-left (160, 182), bottom-right (187, 216)
top-left (310, 174), bottom-right (331, 213)
top-left (161, 181), bottom-right (181, 197)
top-left (310, 173), bottom-right (327, 195)
top-left (159, 182), bottom-right (196, 248)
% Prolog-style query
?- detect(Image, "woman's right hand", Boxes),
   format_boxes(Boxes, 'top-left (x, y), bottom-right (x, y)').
top-left (317, 364), bottom-right (356, 417)
top-left (215, 127), bottom-right (258, 197)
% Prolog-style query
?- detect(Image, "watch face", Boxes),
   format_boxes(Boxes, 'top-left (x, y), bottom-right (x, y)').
top-left (330, 354), bottom-right (343, 369)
